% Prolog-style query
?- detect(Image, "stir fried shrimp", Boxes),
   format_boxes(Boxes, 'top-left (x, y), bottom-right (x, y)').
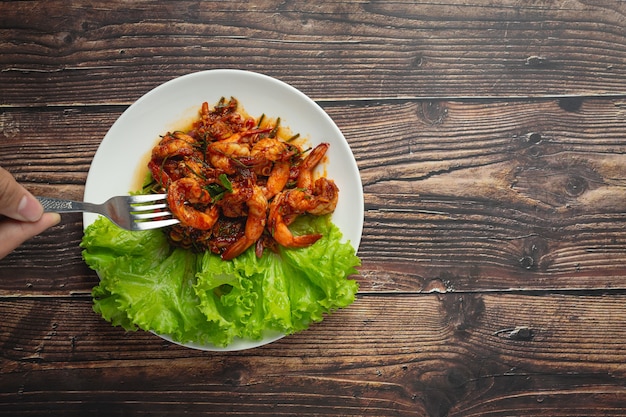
top-left (221, 185), bottom-right (268, 260)
top-left (167, 178), bottom-right (219, 230)
top-left (268, 192), bottom-right (323, 248)
top-left (296, 142), bottom-right (329, 189)
top-left (152, 132), bottom-right (198, 160)
top-left (146, 97), bottom-right (339, 259)
top-left (251, 138), bottom-right (296, 199)
top-left (207, 141), bottom-right (251, 174)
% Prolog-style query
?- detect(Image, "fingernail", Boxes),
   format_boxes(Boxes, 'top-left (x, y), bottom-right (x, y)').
top-left (17, 194), bottom-right (44, 222)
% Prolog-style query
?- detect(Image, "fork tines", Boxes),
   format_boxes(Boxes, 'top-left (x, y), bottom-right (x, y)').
top-left (128, 194), bottom-right (180, 230)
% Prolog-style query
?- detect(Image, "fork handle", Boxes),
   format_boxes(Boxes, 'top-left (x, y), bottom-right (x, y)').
top-left (37, 197), bottom-right (98, 214)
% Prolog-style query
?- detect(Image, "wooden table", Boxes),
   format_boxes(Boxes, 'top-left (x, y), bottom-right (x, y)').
top-left (2, 1), bottom-right (626, 415)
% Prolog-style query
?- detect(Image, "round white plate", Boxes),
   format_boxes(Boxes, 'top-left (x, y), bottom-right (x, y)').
top-left (84, 69), bottom-right (364, 351)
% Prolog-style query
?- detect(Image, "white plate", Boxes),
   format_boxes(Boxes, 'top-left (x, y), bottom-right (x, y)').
top-left (84, 69), bottom-right (364, 351)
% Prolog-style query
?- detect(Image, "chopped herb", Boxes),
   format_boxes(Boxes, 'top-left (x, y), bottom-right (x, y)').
top-left (202, 174), bottom-right (233, 202)
top-left (142, 178), bottom-right (158, 194)
top-left (269, 117), bottom-right (281, 138)
top-left (204, 183), bottom-right (227, 202)
top-left (218, 173), bottom-right (233, 192)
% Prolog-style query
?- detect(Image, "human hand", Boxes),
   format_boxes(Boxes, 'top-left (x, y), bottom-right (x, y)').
top-left (0, 166), bottom-right (61, 259)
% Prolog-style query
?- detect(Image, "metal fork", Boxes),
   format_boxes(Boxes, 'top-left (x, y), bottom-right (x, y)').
top-left (37, 194), bottom-right (180, 231)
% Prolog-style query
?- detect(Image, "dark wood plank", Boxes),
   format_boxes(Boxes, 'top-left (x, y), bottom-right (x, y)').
top-left (2, 294), bottom-right (626, 416)
top-left (1, 0), bottom-right (625, 105)
top-left (354, 97), bottom-right (626, 292)
top-left (2, 97), bottom-right (626, 294)
top-left (0, 105), bottom-right (118, 198)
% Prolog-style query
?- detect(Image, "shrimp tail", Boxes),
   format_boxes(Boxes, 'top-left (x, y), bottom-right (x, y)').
top-left (220, 237), bottom-right (254, 260)
top-left (272, 221), bottom-right (322, 248)
top-left (268, 192), bottom-right (322, 249)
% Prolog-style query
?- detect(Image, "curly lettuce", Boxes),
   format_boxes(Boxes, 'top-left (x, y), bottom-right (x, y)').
top-left (81, 214), bottom-right (360, 347)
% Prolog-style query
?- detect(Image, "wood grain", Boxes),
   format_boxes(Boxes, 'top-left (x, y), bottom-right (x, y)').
top-left (1, 0), bottom-right (625, 105)
top-left (2, 97), bottom-right (626, 294)
top-left (2, 294), bottom-right (626, 416)
top-left (2, 1), bottom-right (626, 416)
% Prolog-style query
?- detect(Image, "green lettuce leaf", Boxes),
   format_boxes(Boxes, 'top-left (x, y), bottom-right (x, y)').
top-left (279, 215), bottom-right (360, 329)
top-left (81, 213), bottom-right (360, 348)
top-left (82, 217), bottom-right (211, 344)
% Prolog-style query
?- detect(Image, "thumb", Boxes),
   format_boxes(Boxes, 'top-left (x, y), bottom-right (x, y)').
top-left (0, 166), bottom-right (44, 222)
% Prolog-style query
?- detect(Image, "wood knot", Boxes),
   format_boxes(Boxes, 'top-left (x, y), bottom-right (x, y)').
top-left (519, 256), bottom-right (534, 270)
top-left (525, 55), bottom-right (548, 67)
top-left (512, 237), bottom-right (549, 272)
top-left (440, 294), bottom-right (485, 333)
top-left (495, 326), bottom-right (534, 341)
top-left (509, 161), bottom-right (600, 208)
top-left (527, 132), bottom-right (542, 144)
top-left (446, 366), bottom-right (471, 390)
top-left (414, 363), bottom-right (477, 417)
top-left (418, 101), bottom-right (448, 125)
top-left (424, 278), bottom-right (449, 293)
top-left (565, 176), bottom-right (587, 197)
top-left (524, 132), bottom-right (544, 158)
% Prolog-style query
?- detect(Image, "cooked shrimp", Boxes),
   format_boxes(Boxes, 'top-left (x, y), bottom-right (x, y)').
top-left (217, 171), bottom-right (254, 218)
top-left (250, 138), bottom-right (296, 198)
top-left (284, 188), bottom-right (315, 214)
top-left (281, 179), bottom-right (336, 216)
top-left (174, 158), bottom-right (218, 183)
top-left (148, 159), bottom-right (175, 188)
top-left (251, 138), bottom-right (293, 162)
top-left (167, 177), bottom-right (219, 230)
top-left (297, 142), bottom-right (329, 189)
top-left (308, 177), bottom-right (339, 216)
top-left (198, 98), bottom-right (246, 141)
top-left (149, 157), bottom-right (216, 189)
top-left (268, 192), bottom-right (322, 249)
top-left (221, 185), bottom-right (268, 260)
top-left (172, 131), bottom-right (198, 144)
top-left (207, 141), bottom-right (251, 174)
top-left (148, 99), bottom-right (339, 259)
top-left (262, 161), bottom-right (290, 199)
top-left (152, 132), bottom-right (198, 160)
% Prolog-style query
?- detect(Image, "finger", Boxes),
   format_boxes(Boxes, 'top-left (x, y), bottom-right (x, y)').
top-left (0, 213), bottom-right (61, 259)
top-left (0, 166), bottom-right (43, 222)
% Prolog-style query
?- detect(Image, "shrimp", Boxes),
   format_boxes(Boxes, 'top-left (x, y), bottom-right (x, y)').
top-left (284, 188), bottom-right (315, 214)
top-left (281, 178), bottom-right (337, 216)
top-left (198, 98), bottom-right (246, 141)
top-left (217, 171), bottom-right (254, 218)
top-left (307, 177), bottom-right (339, 216)
top-left (147, 99), bottom-right (340, 259)
top-left (221, 185), bottom-right (268, 260)
top-left (207, 141), bottom-right (251, 174)
top-left (268, 192), bottom-right (322, 249)
top-left (152, 131), bottom-right (198, 160)
top-left (148, 158), bottom-right (177, 188)
top-left (250, 138), bottom-right (296, 198)
top-left (262, 161), bottom-right (290, 199)
top-left (251, 138), bottom-right (294, 162)
top-left (297, 142), bottom-right (329, 189)
top-left (281, 142), bottom-right (338, 216)
top-left (220, 128), bottom-right (270, 145)
top-left (167, 177), bottom-right (219, 230)
top-left (150, 157), bottom-right (217, 190)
